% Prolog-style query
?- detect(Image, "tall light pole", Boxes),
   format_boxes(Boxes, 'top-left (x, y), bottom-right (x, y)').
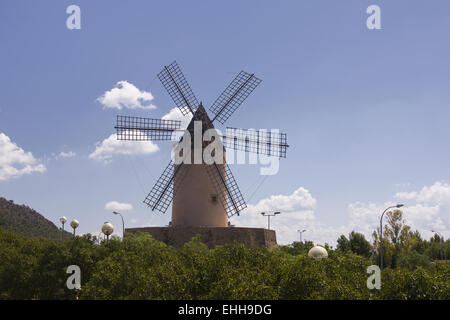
top-left (260, 212), bottom-right (281, 230)
top-left (59, 216), bottom-right (67, 242)
top-left (113, 211), bottom-right (125, 238)
top-left (102, 222), bottom-right (114, 243)
top-left (379, 204), bottom-right (404, 269)
top-left (431, 230), bottom-right (445, 260)
top-left (70, 219), bottom-right (79, 237)
top-left (297, 229), bottom-right (306, 242)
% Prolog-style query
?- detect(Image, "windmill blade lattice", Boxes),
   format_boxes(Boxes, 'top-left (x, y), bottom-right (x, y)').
top-left (222, 127), bottom-right (288, 158)
top-left (205, 163), bottom-right (247, 217)
top-left (157, 61), bottom-right (199, 116)
top-left (143, 161), bottom-right (190, 213)
top-left (116, 115), bottom-right (181, 141)
top-left (115, 60), bottom-right (289, 224)
top-left (210, 71), bottom-right (262, 124)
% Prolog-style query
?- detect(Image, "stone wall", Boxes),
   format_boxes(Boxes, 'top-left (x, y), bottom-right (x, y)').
top-left (125, 226), bottom-right (277, 249)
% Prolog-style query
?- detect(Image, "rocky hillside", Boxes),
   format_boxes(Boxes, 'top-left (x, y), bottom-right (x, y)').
top-left (0, 197), bottom-right (70, 240)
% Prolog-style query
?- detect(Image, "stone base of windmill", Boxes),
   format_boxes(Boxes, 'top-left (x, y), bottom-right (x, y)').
top-left (124, 226), bottom-right (277, 249)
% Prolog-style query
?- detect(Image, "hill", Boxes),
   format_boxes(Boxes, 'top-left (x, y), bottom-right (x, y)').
top-left (0, 197), bottom-right (71, 240)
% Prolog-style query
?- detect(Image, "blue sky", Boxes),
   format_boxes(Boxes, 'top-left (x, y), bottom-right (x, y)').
top-left (0, 0), bottom-right (449, 244)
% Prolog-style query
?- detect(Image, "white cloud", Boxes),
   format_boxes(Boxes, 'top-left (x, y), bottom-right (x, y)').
top-left (395, 181), bottom-right (450, 205)
top-left (283, 223), bottom-right (350, 247)
top-left (97, 81), bottom-right (156, 110)
top-left (347, 200), bottom-right (448, 242)
top-left (56, 151), bottom-right (76, 159)
top-left (231, 183), bottom-right (449, 246)
top-left (231, 187), bottom-right (317, 244)
top-left (345, 182), bottom-right (450, 242)
top-left (89, 133), bottom-right (159, 162)
top-left (391, 181), bottom-right (450, 238)
top-left (249, 187), bottom-right (316, 213)
top-left (162, 107), bottom-right (193, 141)
top-left (347, 202), bottom-right (388, 235)
top-left (403, 204), bottom-right (443, 232)
top-left (162, 107), bottom-right (192, 129)
top-left (89, 105), bottom-right (192, 162)
top-left (0, 133), bottom-right (46, 181)
top-left (105, 201), bottom-right (133, 211)
top-left (394, 191), bottom-right (418, 200)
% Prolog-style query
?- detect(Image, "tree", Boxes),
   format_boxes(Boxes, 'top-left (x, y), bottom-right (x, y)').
top-left (372, 209), bottom-right (412, 268)
top-left (337, 232), bottom-right (372, 258)
top-left (385, 210), bottom-right (413, 268)
top-left (397, 250), bottom-right (432, 270)
top-left (1, 226), bottom-right (449, 300)
top-left (348, 231), bottom-right (372, 258)
top-left (279, 241), bottom-right (314, 256)
top-left (337, 235), bottom-right (350, 252)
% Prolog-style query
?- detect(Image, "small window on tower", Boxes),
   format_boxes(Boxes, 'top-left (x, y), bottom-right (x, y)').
top-left (211, 195), bottom-right (218, 204)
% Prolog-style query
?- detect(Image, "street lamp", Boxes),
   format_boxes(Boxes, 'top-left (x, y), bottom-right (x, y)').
top-left (431, 230), bottom-right (445, 260)
top-left (297, 229), bottom-right (307, 242)
top-left (379, 204), bottom-right (404, 269)
top-left (113, 211), bottom-right (125, 238)
top-left (260, 211), bottom-right (281, 230)
top-left (70, 219), bottom-right (79, 237)
top-left (59, 216), bottom-right (67, 241)
top-left (102, 222), bottom-right (114, 243)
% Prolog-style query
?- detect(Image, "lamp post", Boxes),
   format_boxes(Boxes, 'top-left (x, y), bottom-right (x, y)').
top-left (379, 204), bottom-right (404, 269)
top-left (59, 216), bottom-right (67, 242)
top-left (70, 219), bottom-right (79, 237)
top-left (113, 211), bottom-right (125, 238)
top-left (102, 222), bottom-right (114, 243)
top-left (260, 212), bottom-right (281, 230)
top-left (297, 229), bottom-right (307, 242)
top-left (431, 230), bottom-right (445, 260)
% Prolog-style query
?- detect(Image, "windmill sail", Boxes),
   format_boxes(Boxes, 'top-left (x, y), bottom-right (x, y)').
top-left (205, 163), bottom-right (246, 217)
top-left (222, 127), bottom-right (288, 158)
top-left (210, 71), bottom-right (262, 124)
top-left (115, 61), bottom-right (289, 223)
top-left (115, 115), bottom-right (181, 141)
top-left (143, 160), bottom-right (190, 213)
top-left (157, 61), bottom-right (199, 116)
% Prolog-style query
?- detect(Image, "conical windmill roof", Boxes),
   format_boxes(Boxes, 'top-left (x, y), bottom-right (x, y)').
top-left (185, 103), bottom-right (215, 136)
top-left (181, 103), bottom-right (225, 152)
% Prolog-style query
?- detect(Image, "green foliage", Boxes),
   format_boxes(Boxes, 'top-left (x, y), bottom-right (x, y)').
top-left (348, 232), bottom-right (372, 258)
top-left (0, 197), bottom-right (71, 240)
top-left (336, 235), bottom-right (350, 252)
top-left (397, 250), bottom-right (432, 270)
top-left (0, 227), bottom-right (448, 300)
top-left (278, 241), bottom-right (314, 256)
top-left (373, 266), bottom-right (450, 300)
top-left (337, 232), bottom-right (372, 258)
top-left (383, 210), bottom-right (411, 268)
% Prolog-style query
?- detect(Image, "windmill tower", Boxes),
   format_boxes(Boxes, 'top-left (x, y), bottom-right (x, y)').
top-left (116, 61), bottom-right (289, 246)
top-left (170, 103), bottom-right (229, 227)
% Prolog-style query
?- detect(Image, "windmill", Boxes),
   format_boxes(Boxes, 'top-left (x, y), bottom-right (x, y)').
top-left (115, 61), bottom-right (288, 228)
